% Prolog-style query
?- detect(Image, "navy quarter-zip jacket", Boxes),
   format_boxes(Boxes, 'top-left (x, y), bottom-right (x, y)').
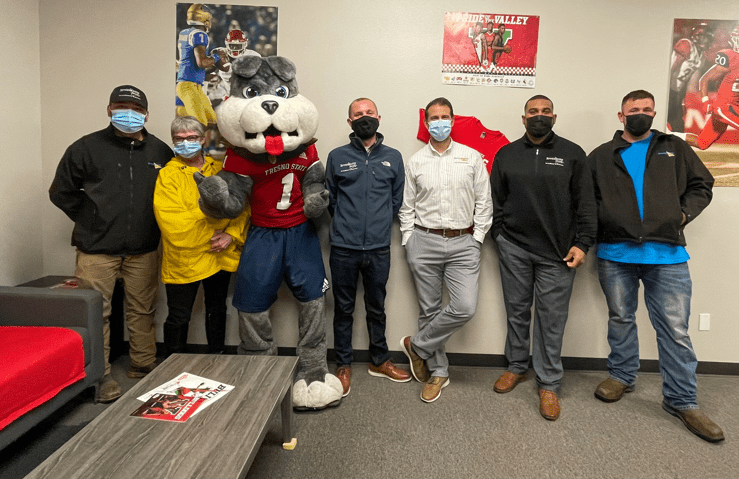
top-left (326, 132), bottom-right (404, 250)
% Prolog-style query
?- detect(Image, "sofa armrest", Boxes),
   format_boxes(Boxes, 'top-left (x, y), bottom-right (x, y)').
top-left (0, 286), bottom-right (102, 329)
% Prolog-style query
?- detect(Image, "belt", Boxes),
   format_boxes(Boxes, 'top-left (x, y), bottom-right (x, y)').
top-left (415, 225), bottom-right (474, 238)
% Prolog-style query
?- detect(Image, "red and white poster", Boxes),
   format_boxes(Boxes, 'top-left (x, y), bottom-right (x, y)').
top-left (131, 393), bottom-right (205, 422)
top-left (667, 19), bottom-right (739, 186)
top-left (441, 12), bottom-right (539, 88)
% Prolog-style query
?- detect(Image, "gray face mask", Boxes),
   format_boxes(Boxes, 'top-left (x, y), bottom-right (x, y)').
top-left (624, 114), bottom-right (653, 137)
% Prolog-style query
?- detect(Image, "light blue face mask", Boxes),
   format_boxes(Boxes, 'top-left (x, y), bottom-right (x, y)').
top-left (173, 140), bottom-right (203, 159)
top-left (110, 109), bottom-right (146, 134)
top-left (428, 119), bottom-right (452, 142)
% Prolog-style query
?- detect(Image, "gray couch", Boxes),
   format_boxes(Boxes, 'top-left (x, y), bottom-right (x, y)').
top-left (0, 286), bottom-right (105, 450)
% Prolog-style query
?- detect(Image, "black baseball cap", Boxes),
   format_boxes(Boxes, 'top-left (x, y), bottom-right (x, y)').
top-left (109, 85), bottom-right (148, 110)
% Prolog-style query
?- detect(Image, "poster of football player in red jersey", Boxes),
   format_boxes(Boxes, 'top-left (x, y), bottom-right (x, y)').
top-left (667, 19), bottom-right (739, 186)
top-left (442, 12), bottom-right (539, 88)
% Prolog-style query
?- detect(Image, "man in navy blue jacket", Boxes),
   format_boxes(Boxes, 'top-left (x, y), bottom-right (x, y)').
top-left (325, 98), bottom-right (410, 397)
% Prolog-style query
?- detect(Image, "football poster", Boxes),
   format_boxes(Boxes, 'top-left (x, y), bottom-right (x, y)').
top-left (441, 12), bottom-right (539, 88)
top-left (175, 4), bottom-right (277, 156)
top-left (667, 19), bottom-right (739, 186)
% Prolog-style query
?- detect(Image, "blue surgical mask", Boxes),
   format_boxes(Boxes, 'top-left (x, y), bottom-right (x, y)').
top-left (428, 119), bottom-right (452, 142)
top-left (173, 140), bottom-right (203, 158)
top-left (110, 109), bottom-right (146, 134)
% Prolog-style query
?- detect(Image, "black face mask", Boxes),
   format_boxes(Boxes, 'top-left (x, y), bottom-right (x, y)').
top-left (525, 115), bottom-right (554, 139)
top-left (351, 116), bottom-right (379, 140)
top-left (624, 114), bottom-right (653, 137)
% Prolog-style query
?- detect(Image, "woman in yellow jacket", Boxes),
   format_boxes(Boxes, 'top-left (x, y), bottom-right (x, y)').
top-left (154, 116), bottom-right (249, 356)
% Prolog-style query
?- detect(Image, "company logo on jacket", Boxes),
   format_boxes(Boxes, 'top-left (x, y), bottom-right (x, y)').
top-left (545, 157), bottom-right (564, 167)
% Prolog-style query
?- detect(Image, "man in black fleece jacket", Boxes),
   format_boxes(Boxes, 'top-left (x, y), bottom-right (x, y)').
top-left (589, 90), bottom-right (722, 443)
top-left (50, 85), bottom-right (172, 403)
top-left (490, 95), bottom-right (596, 421)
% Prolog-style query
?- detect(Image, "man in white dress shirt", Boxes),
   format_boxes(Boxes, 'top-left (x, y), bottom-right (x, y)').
top-left (399, 97), bottom-right (493, 403)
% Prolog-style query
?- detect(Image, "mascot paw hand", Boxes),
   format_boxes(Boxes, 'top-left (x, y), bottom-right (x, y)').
top-left (303, 189), bottom-right (329, 218)
top-left (292, 374), bottom-right (343, 411)
top-left (196, 175), bottom-right (231, 218)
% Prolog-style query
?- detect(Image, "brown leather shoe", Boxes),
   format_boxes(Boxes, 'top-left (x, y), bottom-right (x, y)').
top-left (662, 401), bottom-right (725, 443)
top-left (539, 389), bottom-right (560, 421)
top-left (368, 360), bottom-right (412, 382)
top-left (400, 336), bottom-right (430, 382)
top-left (95, 374), bottom-right (121, 403)
top-left (493, 370), bottom-right (526, 393)
top-left (421, 376), bottom-right (449, 403)
top-left (594, 377), bottom-right (634, 403)
top-left (335, 366), bottom-right (351, 397)
top-left (127, 360), bottom-right (158, 379)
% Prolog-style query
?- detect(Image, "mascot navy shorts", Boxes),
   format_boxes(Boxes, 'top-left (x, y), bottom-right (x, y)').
top-left (233, 221), bottom-right (328, 312)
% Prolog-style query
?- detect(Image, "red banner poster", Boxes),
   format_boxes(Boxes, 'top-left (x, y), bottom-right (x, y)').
top-left (442, 12), bottom-right (539, 88)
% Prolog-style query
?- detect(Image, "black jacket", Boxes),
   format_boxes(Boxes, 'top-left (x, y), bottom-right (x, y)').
top-left (588, 130), bottom-right (713, 246)
top-left (491, 131), bottom-right (596, 262)
top-left (49, 124), bottom-right (173, 255)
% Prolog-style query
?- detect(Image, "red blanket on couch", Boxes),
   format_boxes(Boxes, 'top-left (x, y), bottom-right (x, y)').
top-left (0, 326), bottom-right (86, 431)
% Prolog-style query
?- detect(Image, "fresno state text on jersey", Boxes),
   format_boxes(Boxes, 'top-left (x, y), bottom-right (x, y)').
top-left (222, 144), bottom-right (320, 228)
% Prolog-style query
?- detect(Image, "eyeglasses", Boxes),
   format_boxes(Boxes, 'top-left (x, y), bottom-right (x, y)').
top-left (173, 135), bottom-right (202, 143)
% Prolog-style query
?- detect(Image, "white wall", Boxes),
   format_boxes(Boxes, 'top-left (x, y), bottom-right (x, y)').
top-left (1, 0), bottom-right (43, 285)
top-left (15, 0), bottom-right (739, 363)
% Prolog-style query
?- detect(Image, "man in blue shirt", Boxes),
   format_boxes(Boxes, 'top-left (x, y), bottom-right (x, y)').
top-left (325, 98), bottom-right (410, 397)
top-left (589, 90), bottom-right (723, 443)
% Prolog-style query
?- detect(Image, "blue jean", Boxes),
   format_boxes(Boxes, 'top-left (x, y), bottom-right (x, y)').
top-left (330, 246), bottom-right (391, 367)
top-left (496, 235), bottom-right (576, 392)
top-left (597, 259), bottom-right (698, 409)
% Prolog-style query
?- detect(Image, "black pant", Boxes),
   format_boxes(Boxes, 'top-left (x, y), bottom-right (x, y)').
top-left (163, 270), bottom-right (232, 356)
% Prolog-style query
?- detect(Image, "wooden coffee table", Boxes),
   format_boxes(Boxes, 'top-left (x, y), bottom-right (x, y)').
top-left (26, 353), bottom-right (298, 479)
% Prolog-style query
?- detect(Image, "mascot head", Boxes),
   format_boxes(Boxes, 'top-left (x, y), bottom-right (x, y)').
top-left (217, 56), bottom-right (318, 161)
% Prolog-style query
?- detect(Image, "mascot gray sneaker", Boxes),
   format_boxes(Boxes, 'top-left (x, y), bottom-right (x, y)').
top-left (195, 55), bottom-right (342, 410)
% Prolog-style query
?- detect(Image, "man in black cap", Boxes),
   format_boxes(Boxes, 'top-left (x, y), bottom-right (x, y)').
top-left (50, 85), bottom-right (173, 402)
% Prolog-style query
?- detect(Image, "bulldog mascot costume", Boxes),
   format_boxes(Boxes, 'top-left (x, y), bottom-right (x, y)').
top-left (195, 55), bottom-right (343, 410)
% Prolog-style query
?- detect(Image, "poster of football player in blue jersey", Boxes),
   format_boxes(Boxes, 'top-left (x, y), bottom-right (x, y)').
top-left (175, 3), bottom-right (278, 127)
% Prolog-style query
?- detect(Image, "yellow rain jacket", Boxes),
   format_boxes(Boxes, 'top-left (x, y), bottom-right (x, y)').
top-left (154, 156), bottom-right (250, 284)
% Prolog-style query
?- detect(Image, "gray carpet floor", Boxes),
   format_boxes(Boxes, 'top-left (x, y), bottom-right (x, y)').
top-left (2, 355), bottom-right (737, 479)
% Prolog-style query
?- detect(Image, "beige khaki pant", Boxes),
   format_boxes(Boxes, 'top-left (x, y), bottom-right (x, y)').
top-left (75, 250), bottom-right (159, 375)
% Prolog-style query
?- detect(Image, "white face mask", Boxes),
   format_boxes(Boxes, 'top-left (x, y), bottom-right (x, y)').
top-left (173, 140), bottom-right (203, 158)
top-left (110, 109), bottom-right (146, 134)
top-left (428, 119), bottom-right (452, 141)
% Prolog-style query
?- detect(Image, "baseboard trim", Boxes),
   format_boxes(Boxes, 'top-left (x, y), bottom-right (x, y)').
top-left (153, 343), bottom-right (739, 376)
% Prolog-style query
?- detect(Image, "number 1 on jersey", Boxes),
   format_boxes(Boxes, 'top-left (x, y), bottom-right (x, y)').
top-left (276, 172), bottom-right (294, 210)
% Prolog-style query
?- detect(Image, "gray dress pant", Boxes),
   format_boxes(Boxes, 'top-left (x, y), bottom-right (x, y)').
top-left (496, 234), bottom-right (576, 392)
top-left (405, 229), bottom-right (481, 377)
